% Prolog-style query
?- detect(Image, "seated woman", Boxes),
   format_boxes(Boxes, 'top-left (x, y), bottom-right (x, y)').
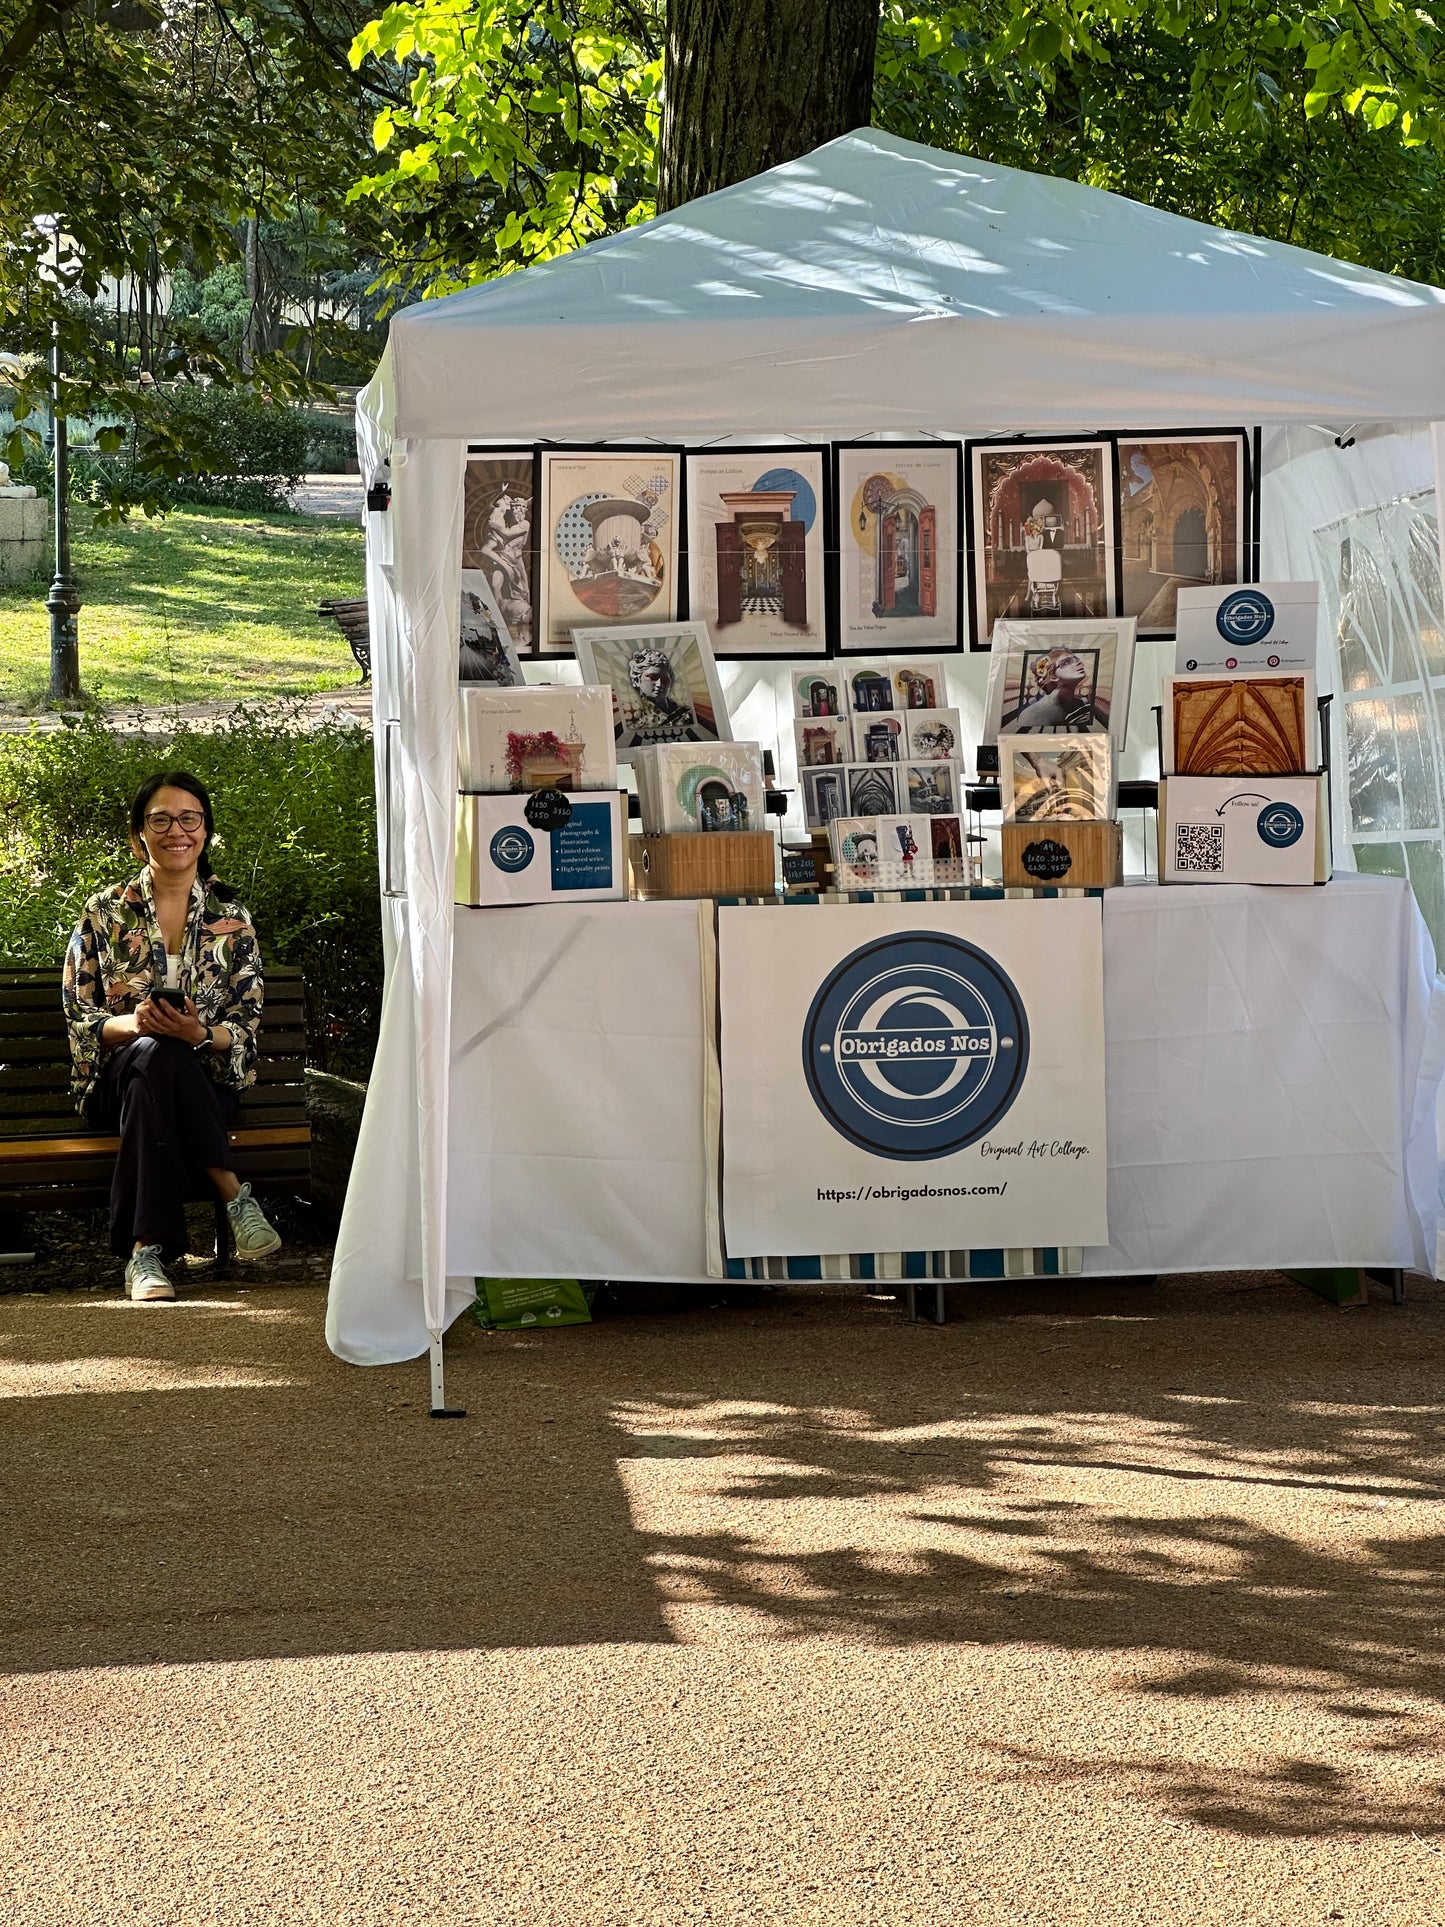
top-left (62, 771), bottom-right (282, 1301)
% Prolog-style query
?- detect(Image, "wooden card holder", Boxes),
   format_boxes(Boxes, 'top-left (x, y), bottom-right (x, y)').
top-left (631, 830), bottom-right (777, 900)
top-left (1001, 819), bottom-right (1121, 889)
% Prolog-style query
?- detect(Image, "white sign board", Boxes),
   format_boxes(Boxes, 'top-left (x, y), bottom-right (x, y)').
top-left (718, 899), bottom-right (1108, 1258)
top-left (1175, 582), bottom-right (1320, 674)
top-left (1160, 775), bottom-right (1324, 886)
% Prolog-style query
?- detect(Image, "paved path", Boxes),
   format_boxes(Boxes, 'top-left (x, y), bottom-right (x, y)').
top-left (290, 472), bottom-right (365, 518)
top-left (2, 1269), bottom-right (1442, 1923)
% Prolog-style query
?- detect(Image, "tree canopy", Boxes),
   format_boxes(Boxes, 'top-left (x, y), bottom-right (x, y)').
top-left (347, 0), bottom-right (1445, 302)
top-left (0, 0), bottom-right (395, 507)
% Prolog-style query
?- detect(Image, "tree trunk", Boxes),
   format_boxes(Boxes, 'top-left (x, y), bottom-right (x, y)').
top-left (659, 0), bottom-right (881, 212)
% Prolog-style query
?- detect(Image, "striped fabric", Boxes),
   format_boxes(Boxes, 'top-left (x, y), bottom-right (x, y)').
top-left (707, 884), bottom-right (1100, 1282)
top-left (723, 1247), bottom-right (1085, 1283)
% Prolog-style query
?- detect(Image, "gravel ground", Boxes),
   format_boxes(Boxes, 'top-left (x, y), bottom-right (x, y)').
top-left (1, 1267), bottom-right (1443, 1925)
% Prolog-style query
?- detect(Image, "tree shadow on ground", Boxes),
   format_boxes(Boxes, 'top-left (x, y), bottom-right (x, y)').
top-left (2, 1271), bottom-right (1443, 1841)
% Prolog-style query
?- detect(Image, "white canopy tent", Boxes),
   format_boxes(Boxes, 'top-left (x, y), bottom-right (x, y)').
top-left (330, 128), bottom-right (1445, 1380)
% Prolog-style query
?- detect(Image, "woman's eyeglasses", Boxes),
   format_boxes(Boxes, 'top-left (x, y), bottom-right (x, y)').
top-left (144, 810), bottom-right (204, 832)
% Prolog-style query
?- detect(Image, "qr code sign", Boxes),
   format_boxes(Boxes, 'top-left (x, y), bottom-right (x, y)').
top-left (1175, 822), bottom-right (1225, 873)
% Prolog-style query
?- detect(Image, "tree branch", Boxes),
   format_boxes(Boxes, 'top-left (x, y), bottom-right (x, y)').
top-left (0, 0), bottom-right (85, 103)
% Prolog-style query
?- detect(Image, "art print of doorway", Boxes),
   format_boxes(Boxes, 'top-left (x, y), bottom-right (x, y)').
top-left (685, 448), bottom-right (828, 656)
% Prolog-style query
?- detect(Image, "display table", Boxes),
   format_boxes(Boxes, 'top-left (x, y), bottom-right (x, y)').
top-left (434, 873), bottom-right (1445, 1290)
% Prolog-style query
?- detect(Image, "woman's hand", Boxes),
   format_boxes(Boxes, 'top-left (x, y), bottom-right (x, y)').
top-left (137, 993), bottom-right (208, 1046)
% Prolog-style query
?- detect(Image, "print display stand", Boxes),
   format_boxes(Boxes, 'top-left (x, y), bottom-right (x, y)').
top-left (631, 831), bottom-right (777, 900)
top-left (1001, 819), bottom-right (1123, 889)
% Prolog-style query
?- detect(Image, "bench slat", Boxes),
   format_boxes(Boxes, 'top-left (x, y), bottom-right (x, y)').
top-left (0, 1125), bottom-right (311, 1164)
top-left (0, 1002), bottom-right (305, 1034)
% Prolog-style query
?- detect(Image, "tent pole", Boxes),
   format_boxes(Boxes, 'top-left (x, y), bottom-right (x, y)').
top-left (428, 1332), bottom-right (466, 1419)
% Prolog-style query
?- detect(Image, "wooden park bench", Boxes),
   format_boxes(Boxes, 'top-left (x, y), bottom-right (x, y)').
top-left (0, 963), bottom-right (311, 1271)
top-left (318, 597), bottom-right (370, 684)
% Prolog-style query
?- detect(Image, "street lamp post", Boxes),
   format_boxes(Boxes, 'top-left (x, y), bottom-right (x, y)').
top-left (46, 330), bottom-right (81, 703)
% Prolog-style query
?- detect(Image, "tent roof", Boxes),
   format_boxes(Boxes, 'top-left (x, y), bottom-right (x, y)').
top-left (379, 128), bottom-right (1445, 440)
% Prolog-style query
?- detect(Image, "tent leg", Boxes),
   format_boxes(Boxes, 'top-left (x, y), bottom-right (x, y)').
top-left (428, 1332), bottom-right (466, 1419)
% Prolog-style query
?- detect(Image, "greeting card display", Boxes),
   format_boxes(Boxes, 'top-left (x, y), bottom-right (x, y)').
top-left (983, 617), bottom-right (1136, 749)
top-left (793, 717), bottom-right (852, 771)
top-left (458, 684), bottom-right (617, 793)
top-left (686, 448), bottom-right (827, 657)
top-left (855, 715), bottom-right (904, 764)
top-left (538, 450), bottom-right (680, 650)
top-left (828, 814), bottom-right (937, 889)
top-left (802, 766), bottom-right (849, 830)
top-left (889, 659), bottom-right (949, 709)
top-left (845, 665), bottom-right (897, 714)
top-left (847, 763), bottom-right (901, 817)
top-left (829, 816), bottom-right (881, 891)
top-left (791, 666), bottom-right (848, 718)
top-left (462, 451), bottom-right (535, 653)
top-left (1166, 672), bottom-right (1315, 776)
top-left (903, 760), bottom-right (960, 816)
top-left (836, 444), bottom-right (962, 653)
top-left (573, 620), bottom-right (730, 761)
top-left (905, 708), bottom-right (962, 762)
top-left (1001, 736), bottom-right (1113, 823)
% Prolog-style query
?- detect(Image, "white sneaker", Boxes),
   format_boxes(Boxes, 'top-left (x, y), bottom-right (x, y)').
top-left (125, 1245), bottom-right (176, 1302)
top-left (227, 1182), bottom-right (282, 1261)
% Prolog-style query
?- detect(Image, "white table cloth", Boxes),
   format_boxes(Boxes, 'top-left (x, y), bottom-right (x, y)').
top-left (328, 874), bottom-right (1445, 1364)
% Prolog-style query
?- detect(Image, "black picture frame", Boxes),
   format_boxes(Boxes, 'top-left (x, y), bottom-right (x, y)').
top-left (533, 441), bottom-right (687, 655)
top-left (964, 434), bottom-right (1122, 650)
top-left (1113, 426), bottom-right (1257, 640)
top-left (683, 443), bottom-right (832, 660)
top-left (831, 438), bottom-right (965, 654)
top-left (463, 445), bottom-right (541, 658)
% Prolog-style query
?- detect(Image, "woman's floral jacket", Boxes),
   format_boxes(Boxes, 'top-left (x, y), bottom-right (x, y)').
top-left (62, 869), bottom-right (265, 1109)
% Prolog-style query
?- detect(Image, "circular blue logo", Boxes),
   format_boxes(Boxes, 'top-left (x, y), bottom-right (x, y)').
top-left (1257, 801), bottom-right (1305, 848)
top-left (1215, 589), bottom-right (1275, 646)
top-left (489, 824), bottom-right (535, 873)
top-left (802, 933), bottom-right (1030, 1161)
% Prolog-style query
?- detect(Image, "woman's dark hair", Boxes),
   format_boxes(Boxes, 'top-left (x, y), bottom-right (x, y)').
top-left (129, 770), bottom-right (228, 889)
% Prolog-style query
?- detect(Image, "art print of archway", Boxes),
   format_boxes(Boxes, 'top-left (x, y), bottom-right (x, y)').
top-left (855, 474), bottom-right (937, 620)
top-left (1118, 435), bottom-right (1247, 635)
top-left (973, 442), bottom-right (1114, 635)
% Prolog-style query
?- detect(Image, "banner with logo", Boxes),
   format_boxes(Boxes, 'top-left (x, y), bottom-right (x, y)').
top-left (717, 899), bottom-right (1108, 1258)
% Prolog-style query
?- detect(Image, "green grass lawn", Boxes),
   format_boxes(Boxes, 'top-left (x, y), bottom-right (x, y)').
top-left (0, 504), bottom-right (366, 709)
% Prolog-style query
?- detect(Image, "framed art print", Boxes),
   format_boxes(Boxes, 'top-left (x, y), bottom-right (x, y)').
top-left (538, 448), bottom-right (680, 651)
top-left (1117, 430), bottom-right (1252, 637)
top-left (834, 442), bottom-right (962, 652)
top-left (983, 617), bottom-right (1137, 750)
top-left (573, 619), bottom-right (730, 762)
top-left (462, 450), bottom-right (536, 655)
top-left (967, 438), bottom-right (1118, 648)
top-left (685, 446), bottom-right (827, 657)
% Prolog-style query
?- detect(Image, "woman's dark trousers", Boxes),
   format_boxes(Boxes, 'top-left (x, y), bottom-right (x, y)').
top-left (86, 1037), bottom-right (239, 1260)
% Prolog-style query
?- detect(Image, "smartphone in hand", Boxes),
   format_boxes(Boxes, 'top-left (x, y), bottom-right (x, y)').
top-left (150, 987), bottom-right (187, 1011)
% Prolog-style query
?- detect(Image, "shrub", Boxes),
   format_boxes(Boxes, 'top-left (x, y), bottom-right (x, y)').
top-left (162, 388), bottom-right (310, 510)
top-left (300, 409), bottom-right (357, 474)
top-left (0, 706), bottom-right (381, 1080)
